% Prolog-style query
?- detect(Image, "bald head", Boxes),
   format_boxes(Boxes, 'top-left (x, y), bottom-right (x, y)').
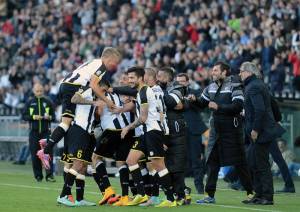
top-left (33, 83), bottom-right (44, 97)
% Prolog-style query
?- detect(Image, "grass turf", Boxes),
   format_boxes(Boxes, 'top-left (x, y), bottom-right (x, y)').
top-left (0, 161), bottom-right (299, 212)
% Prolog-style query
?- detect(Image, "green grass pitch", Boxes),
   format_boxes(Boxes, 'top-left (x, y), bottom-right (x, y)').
top-left (0, 161), bottom-right (299, 212)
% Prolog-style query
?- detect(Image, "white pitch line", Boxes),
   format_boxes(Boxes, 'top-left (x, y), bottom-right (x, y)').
top-left (0, 183), bottom-right (283, 212)
top-left (199, 203), bottom-right (282, 212)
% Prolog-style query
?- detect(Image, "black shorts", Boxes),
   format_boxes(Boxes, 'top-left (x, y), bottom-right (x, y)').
top-left (59, 83), bottom-right (81, 118)
top-left (94, 129), bottom-right (134, 162)
top-left (67, 124), bottom-right (96, 163)
top-left (131, 134), bottom-right (147, 155)
top-left (60, 136), bottom-right (73, 164)
top-left (145, 130), bottom-right (165, 159)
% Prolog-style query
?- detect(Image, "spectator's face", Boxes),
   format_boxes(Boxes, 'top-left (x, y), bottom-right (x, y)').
top-left (176, 76), bottom-right (189, 87)
top-left (239, 70), bottom-right (252, 81)
top-left (33, 84), bottom-right (44, 97)
top-left (278, 141), bottom-right (286, 152)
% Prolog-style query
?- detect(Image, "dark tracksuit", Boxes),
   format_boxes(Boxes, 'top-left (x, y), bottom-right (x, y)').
top-left (22, 95), bottom-right (55, 180)
top-left (183, 87), bottom-right (208, 194)
top-left (195, 76), bottom-right (253, 197)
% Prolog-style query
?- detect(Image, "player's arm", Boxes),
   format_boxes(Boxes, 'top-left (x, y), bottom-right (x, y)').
top-left (71, 91), bottom-right (96, 105)
top-left (112, 101), bottom-right (135, 114)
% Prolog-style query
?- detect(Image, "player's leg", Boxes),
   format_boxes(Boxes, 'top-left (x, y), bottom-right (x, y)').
top-left (125, 135), bottom-right (149, 206)
top-left (146, 131), bottom-right (176, 207)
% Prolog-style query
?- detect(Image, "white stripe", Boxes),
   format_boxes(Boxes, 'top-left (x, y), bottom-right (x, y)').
top-left (128, 164), bottom-right (139, 171)
top-left (169, 93), bottom-right (180, 104)
top-left (0, 183), bottom-right (286, 212)
top-left (76, 174), bottom-right (85, 180)
top-left (118, 165), bottom-right (127, 171)
top-left (63, 167), bottom-right (69, 173)
top-left (95, 161), bottom-right (104, 168)
top-left (220, 90), bottom-right (232, 93)
top-left (158, 168), bottom-right (169, 177)
top-left (194, 201), bottom-right (282, 212)
top-left (201, 93), bottom-right (210, 101)
top-left (232, 96), bottom-right (244, 101)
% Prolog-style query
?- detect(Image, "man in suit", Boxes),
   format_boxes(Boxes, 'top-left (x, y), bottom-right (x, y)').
top-left (240, 62), bottom-right (285, 205)
top-left (176, 73), bottom-right (207, 194)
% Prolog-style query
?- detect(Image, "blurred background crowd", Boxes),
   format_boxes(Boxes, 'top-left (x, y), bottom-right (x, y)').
top-left (0, 0), bottom-right (300, 112)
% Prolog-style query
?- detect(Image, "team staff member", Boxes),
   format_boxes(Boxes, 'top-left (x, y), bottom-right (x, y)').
top-left (176, 73), bottom-right (208, 194)
top-left (240, 62), bottom-right (285, 205)
top-left (194, 61), bottom-right (253, 204)
top-left (22, 83), bottom-right (55, 182)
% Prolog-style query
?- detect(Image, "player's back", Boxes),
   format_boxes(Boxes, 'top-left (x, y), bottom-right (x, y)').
top-left (63, 59), bottom-right (105, 86)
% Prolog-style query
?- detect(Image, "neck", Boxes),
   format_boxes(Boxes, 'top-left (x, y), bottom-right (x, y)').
top-left (138, 83), bottom-right (145, 90)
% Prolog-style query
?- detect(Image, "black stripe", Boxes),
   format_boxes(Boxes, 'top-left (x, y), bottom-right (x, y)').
top-left (157, 120), bottom-right (165, 133)
top-left (108, 93), bottom-right (115, 104)
top-left (113, 118), bottom-right (122, 129)
top-left (121, 113), bottom-right (129, 126)
top-left (86, 106), bottom-right (94, 131)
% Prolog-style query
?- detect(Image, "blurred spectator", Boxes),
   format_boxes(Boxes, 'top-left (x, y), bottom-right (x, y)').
top-left (270, 56), bottom-right (285, 93)
top-left (271, 139), bottom-right (296, 176)
top-left (0, 0), bottom-right (300, 112)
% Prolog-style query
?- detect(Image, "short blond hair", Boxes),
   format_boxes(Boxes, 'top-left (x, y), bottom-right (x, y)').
top-left (101, 47), bottom-right (122, 60)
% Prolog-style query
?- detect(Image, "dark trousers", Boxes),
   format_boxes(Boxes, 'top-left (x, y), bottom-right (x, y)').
top-left (205, 144), bottom-right (253, 197)
top-left (247, 142), bottom-right (274, 201)
top-left (269, 140), bottom-right (295, 189)
top-left (186, 133), bottom-right (205, 193)
top-left (29, 131), bottom-right (53, 179)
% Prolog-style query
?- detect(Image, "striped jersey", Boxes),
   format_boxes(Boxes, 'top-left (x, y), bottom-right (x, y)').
top-left (136, 85), bottom-right (166, 133)
top-left (73, 88), bottom-right (95, 133)
top-left (62, 59), bottom-right (106, 86)
top-left (100, 92), bottom-right (130, 131)
top-left (151, 85), bottom-right (169, 135)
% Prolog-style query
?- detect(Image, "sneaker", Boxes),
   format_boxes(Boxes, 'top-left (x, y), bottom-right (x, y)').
top-left (139, 196), bottom-right (161, 206)
top-left (39, 138), bottom-right (47, 149)
top-left (275, 186), bottom-right (295, 193)
top-left (75, 200), bottom-right (96, 206)
top-left (127, 194), bottom-right (149, 206)
top-left (57, 195), bottom-right (75, 207)
top-left (242, 196), bottom-right (261, 204)
top-left (98, 186), bottom-right (116, 205)
top-left (46, 175), bottom-right (56, 183)
top-left (107, 195), bottom-right (120, 204)
top-left (113, 196), bottom-right (130, 206)
top-left (36, 149), bottom-right (51, 170)
top-left (36, 176), bottom-right (43, 182)
top-left (196, 196), bottom-right (216, 204)
top-left (155, 199), bottom-right (177, 207)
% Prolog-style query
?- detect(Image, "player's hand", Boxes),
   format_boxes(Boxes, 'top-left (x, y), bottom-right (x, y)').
top-left (71, 92), bottom-right (83, 104)
top-left (93, 100), bottom-right (105, 107)
top-left (163, 144), bottom-right (168, 151)
top-left (251, 130), bottom-right (258, 142)
top-left (112, 107), bottom-right (123, 114)
top-left (33, 115), bottom-right (43, 120)
top-left (121, 127), bottom-right (130, 139)
top-left (187, 94), bottom-right (196, 101)
top-left (43, 114), bottom-right (51, 120)
top-left (107, 87), bottom-right (113, 93)
top-left (208, 101), bottom-right (218, 110)
top-left (106, 99), bottom-right (115, 111)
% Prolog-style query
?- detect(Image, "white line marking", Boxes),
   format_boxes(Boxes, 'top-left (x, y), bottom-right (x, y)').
top-left (0, 183), bottom-right (284, 212)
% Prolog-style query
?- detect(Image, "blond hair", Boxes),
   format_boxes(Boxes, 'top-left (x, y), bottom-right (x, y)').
top-left (101, 47), bottom-right (122, 60)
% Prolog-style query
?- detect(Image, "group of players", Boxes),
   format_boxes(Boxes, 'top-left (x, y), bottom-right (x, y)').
top-left (37, 47), bottom-right (190, 207)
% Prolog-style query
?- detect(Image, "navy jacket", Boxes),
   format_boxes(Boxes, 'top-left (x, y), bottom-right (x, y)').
top-left (243, 75), bottom-right (285, 143)
top-left (183, 87), bottom-right (207, 135)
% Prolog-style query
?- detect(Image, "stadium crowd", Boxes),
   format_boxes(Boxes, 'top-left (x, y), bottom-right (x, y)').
top-left (0, 0), bottom-right (300, 111)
